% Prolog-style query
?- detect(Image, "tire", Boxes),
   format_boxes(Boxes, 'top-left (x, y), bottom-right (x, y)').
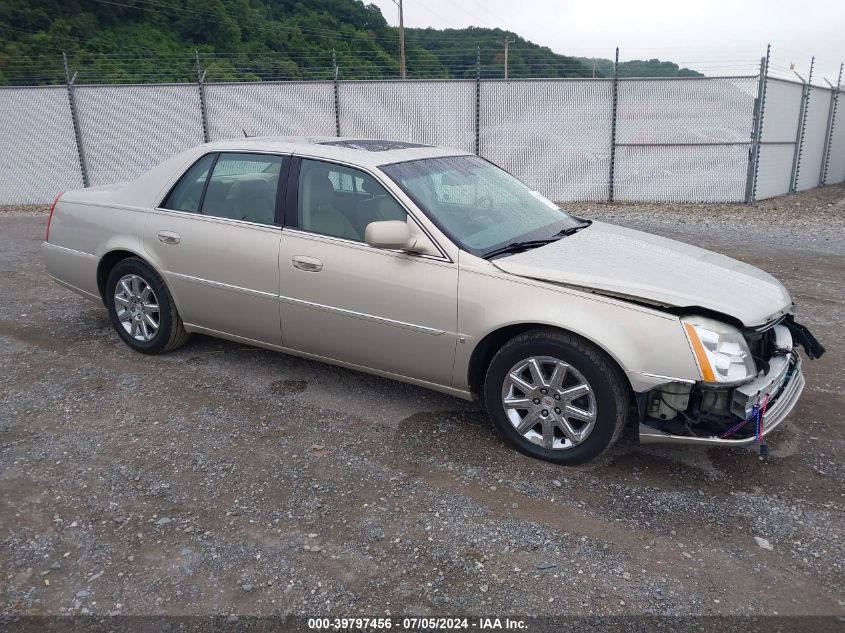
top-left (483, 328), bottom-right (630, 465)
top-left (105, 257), bottom-right (189, 354)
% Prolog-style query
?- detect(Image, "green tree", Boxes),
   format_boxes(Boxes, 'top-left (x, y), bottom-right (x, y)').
top-left (0, 0), bottom-right (704, 85)
top-left (176, 0), bottom-right (241, 48)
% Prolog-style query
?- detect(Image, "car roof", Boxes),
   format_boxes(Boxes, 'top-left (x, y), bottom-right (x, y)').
top-left (202, 136), bottom-right (472, 168)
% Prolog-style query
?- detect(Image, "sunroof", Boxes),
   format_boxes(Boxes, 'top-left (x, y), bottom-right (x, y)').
top-left (319, 139), bottom-right (431, 152)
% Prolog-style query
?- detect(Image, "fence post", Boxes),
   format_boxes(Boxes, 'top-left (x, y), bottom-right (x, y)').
top-left (789, 57), bottom-right (813, 193)
top-left (475, 46), bottom-right (481, 156)
top-left (195, 51), bottom-right (210, 143)
top-left (63, 52), bottom-right (89, 188)
top-left (332, 49), bottom-right (341, 137)
top-left (744, 45), bottom-right (770, 203)
top-left (819, 63), bottom-right (843, 186)
top-left (607, 47), bottom-right (619, 202)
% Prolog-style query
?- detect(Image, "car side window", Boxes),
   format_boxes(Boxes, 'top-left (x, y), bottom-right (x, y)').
top-left (200, 153), bottom-right (283, 225)
top-left (162, 153), bottom-right (216, 213)
top-left (296, 159), bottom-right (406, 242)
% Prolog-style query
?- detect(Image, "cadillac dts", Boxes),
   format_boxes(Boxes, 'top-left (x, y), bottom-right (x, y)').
top-left (42, 137), bottom-right (825, 464)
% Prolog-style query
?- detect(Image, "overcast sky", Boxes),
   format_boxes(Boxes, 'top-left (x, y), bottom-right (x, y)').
top-left (369, 0), bottom-right (844, 82)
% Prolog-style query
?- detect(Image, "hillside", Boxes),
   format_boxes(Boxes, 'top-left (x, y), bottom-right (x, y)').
top-left (1, 0), bottom-right (693, 85)
top-left (577, 56), bottom-right (703, 78)
top-left (407, 27), bottom-right (594, 79)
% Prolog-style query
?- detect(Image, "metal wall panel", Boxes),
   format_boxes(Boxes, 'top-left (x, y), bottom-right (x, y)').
top-left (755, 144), bottom-right (795, 200)
top-left (480, 79), bottom-right (613, 202)
top-left (614, 77), bottom-right (756, 202)
top-left (796, 86), bottom-right (833, 190)
top-left (339, 80), bottom-right (475, 153)
top-left (74, 84), bottom-right (205, 185)
top-left (761, 79), bottom-right (803, 142)
top-left (753, 78), bottom-right (804, 199)
top-left (824, 90), bottom-right (845, 184)
top-left (205, 81), bottom-right (336, 140)
top-left (0, 87), bottom-right (83, 204)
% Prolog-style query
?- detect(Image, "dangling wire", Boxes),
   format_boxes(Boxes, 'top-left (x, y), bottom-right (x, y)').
top-left (719, 402), bottom-right (758, 439)
top-left (757, 393), bottom-right (771, 459)
top-left (719, 390), bottom-right (772, 442)
top-left (756, 393), bottom-right (770, 444)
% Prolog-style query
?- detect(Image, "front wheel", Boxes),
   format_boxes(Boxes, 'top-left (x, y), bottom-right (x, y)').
top-left (105, 257), bottom-right (189, 354)
top-left (483, 329), bottom-right (630, 465)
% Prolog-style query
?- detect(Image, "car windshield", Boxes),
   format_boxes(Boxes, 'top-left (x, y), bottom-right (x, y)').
top-left (381, 155), bottom-right (582, 256)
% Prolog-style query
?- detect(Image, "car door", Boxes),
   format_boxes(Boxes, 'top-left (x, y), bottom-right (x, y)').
top-left (277, 157), bottom-right (458, 387)
top-left (143, 151), bottom-right (287, 345)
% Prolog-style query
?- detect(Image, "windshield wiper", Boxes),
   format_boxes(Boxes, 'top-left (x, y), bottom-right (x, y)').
top-left (481, 221), bottom-right (592, 260)
top-left (481, 239), bottom-right (559, 260)
top-left (551, 219), bottom-right (592, 238)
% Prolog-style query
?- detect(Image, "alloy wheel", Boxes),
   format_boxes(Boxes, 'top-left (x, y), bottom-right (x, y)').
top-left (501, 356), bottom-right (597, 450)
top-left (114, 274), bottom-right (160, 342)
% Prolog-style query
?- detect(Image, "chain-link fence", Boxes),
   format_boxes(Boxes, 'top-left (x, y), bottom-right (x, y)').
top-left (480, 79), bottom-right (612, 201)
top-left (0, 86), bottom-right (84, 203)
top-left (615, 77), bottom-right (759, 202)
top-left (1, 65), bottom-right (844, 205)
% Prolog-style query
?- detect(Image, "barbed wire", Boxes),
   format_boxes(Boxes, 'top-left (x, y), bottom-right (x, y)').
top-left (3, 22), bottom-right (841, 88)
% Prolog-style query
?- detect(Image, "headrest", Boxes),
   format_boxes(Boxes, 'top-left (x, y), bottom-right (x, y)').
top-left (229, 178), bottom-right (268, 198)
top-left (360, 175), bottom-right (381, 194)
top-left (309, 171), bottom-right (336, 205)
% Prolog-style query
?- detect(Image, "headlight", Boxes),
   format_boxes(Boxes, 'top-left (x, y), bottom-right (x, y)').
top-left (682, 315), bottom-right (757, 384)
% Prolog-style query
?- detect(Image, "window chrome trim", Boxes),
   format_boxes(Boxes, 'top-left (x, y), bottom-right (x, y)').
top-left (150, 206), bottom-right (282, 231)
top-left (278, 294), bottom-right (446, 336)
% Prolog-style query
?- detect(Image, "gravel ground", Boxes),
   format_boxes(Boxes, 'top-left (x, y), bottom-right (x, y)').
top-left (1, 186), bottom-right (844, 621)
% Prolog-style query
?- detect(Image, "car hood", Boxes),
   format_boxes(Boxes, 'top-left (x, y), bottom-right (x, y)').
top-left (492, 221), bottom-right (792, 327)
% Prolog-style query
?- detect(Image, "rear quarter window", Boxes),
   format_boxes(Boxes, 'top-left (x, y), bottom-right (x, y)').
top-left (162, 153), bottom-right (216, 213)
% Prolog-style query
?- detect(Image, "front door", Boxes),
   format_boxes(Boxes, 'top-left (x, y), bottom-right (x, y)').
top-left (143, 151), bottom-right (286, 344)
top-left (278, 157), bottom-right (458, 387)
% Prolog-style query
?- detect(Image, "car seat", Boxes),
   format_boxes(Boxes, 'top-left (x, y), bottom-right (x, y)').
top-left (229, 178), bottom-right (275, 224)
top-left (305, 171), bottom-right (360, 240)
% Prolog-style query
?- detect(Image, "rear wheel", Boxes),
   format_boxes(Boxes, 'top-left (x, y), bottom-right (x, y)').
top-left (483, 329), bottom-right (629, 465)
top-left (105, 257), bottom-right (188, 354)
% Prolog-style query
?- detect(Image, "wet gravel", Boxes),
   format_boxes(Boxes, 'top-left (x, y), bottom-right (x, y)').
top-left (1, 186), bottom-right (844, 619)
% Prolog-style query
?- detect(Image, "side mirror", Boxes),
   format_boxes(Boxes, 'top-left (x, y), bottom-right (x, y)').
top-left (365, 221), bottom-right (415, 251)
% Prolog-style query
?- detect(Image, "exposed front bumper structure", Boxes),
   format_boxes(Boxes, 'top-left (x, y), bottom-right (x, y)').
top-left (639, 357), bottom-right (805, 446)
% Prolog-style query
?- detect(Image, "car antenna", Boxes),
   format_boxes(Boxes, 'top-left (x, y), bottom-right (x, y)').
top-left (242, 128), bottom-right (251, 138)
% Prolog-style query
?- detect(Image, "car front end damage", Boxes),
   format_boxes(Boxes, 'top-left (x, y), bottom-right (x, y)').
top-left (638, 315), bottom-right (824, 447)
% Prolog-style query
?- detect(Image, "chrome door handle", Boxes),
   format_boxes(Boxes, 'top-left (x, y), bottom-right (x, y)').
top-left (158, 231), bottom-right (181, 245)
top-left (292, 255), bottom-right (323, 272)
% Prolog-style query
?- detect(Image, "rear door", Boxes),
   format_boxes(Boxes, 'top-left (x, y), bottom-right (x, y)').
top-left (143, 152), bottom-right (287, 345)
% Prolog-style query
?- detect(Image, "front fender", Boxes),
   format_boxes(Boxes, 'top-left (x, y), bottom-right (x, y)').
top-left (454, 256), bottom-right (701, 393)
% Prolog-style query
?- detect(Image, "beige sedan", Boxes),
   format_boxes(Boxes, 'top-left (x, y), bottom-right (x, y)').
top-left (42, 137), bottom-right (824, 464)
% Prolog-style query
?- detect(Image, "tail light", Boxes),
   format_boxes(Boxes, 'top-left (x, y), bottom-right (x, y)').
top-left (45, 193), bottom-right (62, 242)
